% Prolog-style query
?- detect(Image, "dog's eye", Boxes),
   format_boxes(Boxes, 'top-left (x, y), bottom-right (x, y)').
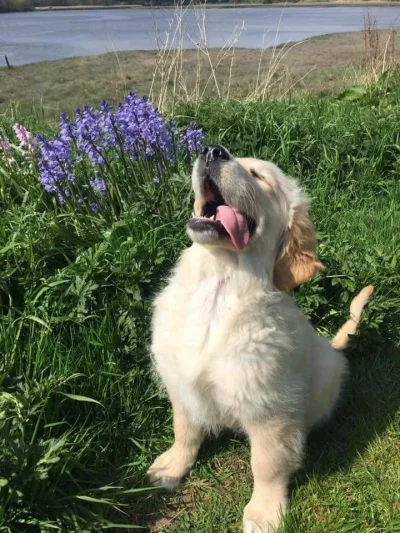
top-left (250, 169), bottom-right (260, 179)
top-left (250, 169), bottom-right (274, 190)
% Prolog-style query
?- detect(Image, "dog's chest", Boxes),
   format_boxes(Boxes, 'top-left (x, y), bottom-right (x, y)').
top-left (174, 277), bottom-right (230, 378)
top-left (154, 275), bottom-right (235, 367)
top-left (152, 274), bottom-right (290, 428)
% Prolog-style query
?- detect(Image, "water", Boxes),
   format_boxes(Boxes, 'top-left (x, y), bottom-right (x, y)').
top-left (1, 6), bottom-right (400, 66)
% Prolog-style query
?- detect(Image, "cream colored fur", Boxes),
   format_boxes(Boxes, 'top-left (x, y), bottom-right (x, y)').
top-left (148, 151), bottom-right (373, 532)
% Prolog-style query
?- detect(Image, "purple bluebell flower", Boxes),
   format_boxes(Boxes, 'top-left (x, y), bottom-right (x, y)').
top-left (37, 134), bottom-right (74, 194)
top-left (35, 92), bottom-right (203, 210)
top-left (177, 123), bottom-right (204, 153)
top-left (89, 177), bottom-right (107, 195)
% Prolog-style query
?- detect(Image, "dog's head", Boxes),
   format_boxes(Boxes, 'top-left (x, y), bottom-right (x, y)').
top-left (187, 144), bottom-right (325, 290)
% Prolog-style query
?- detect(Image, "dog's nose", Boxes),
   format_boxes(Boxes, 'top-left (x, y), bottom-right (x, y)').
top-left (202, 144), bottom-right (231, 163)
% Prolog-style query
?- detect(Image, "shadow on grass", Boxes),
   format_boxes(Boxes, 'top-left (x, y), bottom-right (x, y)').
top-left (301, 328), bottom-right (400, 480)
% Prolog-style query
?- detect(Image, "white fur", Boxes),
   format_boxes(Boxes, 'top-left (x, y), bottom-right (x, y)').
top-left (152, 244), bottom-right (342, 432)
top-left (149, 152), bottom-right (368, 532)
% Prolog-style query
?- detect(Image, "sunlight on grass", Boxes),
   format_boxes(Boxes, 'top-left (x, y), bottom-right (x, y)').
top-left (0, 75), bottom-right (399, 532)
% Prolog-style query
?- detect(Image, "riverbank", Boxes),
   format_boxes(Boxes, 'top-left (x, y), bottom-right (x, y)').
top-left (1, 30), bottom-right (398, 117)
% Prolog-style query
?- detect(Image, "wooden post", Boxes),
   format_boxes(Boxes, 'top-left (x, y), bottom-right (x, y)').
top-left (5, 55), bottom-right (11, 69)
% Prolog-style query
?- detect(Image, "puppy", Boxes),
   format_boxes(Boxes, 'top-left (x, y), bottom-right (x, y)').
top-left (148, 145), bottom-right (373, 532)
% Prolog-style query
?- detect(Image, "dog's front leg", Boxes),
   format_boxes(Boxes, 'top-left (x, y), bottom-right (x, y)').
top-left (147, 396), bottom-right (204, 490)
top-left (243, 421), bottom-right (304, 533)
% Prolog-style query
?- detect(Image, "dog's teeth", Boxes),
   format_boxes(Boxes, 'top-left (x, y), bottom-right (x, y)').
top-left (210, 215), bottom-right (215, 220)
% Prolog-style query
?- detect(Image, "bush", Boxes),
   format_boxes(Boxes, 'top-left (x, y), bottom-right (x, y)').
top-left (0, 0), bottom-right (34, 12)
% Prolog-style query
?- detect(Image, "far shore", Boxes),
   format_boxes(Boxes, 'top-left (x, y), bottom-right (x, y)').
top-left (32, 1), bottom-right (400, 12)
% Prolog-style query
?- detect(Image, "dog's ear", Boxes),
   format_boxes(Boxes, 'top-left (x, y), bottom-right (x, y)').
top-left (273, 202), bottom-right (325, 291)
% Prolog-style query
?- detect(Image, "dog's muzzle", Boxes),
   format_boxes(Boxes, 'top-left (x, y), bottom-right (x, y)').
top-left (202, 144), bottom-right (232, 166)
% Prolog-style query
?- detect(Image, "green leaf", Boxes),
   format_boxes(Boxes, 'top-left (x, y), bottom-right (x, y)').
top-left (43, 422), bottom-right (67, 429)
top-left (32, 280), bottom-right (70, 304)
top-left (50, 221), bottom-right (88, 246)
top-left (120, 487), bottom-right (157, 495)
top-left (76, 495), bottom-right (113, 504)
top-left (101, 525), bottom-right (145, 530)
top-left (24, 315), bottom-right (51, 331)
top-left (61, 393), bottom-right (104, 408)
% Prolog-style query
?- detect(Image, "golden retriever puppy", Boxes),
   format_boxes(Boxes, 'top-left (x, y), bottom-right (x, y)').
top-left (148, 145), bottom-right (373, 532)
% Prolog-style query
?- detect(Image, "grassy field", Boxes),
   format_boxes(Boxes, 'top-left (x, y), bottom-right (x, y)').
top-left (1, 30), bottom-right (398, 118)
top-left (1, 69), bottom-right (399, 533)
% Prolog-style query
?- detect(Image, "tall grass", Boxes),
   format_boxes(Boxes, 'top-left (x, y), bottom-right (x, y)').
top-left (149, 0), bottom-right (313, 110)
top-left (149, 0), bottom-right (245, 109)
top-left (147, 3), bottom-right (400, 111)
top-left (362, 12), bottom-right (398, 86)
top-left (1, 77), bottom-right (399, 531)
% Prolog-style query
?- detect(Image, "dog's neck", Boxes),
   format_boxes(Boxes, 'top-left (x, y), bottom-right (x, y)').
top-left (181, 243), bottom-right (277, 293)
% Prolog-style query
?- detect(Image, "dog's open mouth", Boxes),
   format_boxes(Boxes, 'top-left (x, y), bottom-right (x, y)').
top-left (188, 177), bottom-right (256, 250)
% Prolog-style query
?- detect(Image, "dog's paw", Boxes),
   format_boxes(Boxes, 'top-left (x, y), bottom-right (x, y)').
top-left (243, 503), bottom-right (279, 533)
top-left (147, 447), bottom-right (191, 490)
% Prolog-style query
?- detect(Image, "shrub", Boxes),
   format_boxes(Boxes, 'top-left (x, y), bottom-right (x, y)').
top-left (0, 0), bottom-right (34, 13)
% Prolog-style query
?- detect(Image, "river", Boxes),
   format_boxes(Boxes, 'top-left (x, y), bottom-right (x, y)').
top-left (1, 5), bottom-right (400, 66)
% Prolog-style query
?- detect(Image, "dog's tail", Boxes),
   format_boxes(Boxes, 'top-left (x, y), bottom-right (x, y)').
top-left (331, 285), bottom-right (374, 350)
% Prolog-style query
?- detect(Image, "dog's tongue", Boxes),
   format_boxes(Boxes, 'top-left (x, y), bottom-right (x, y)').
top-left (215, 205), bottom-right (249, 250)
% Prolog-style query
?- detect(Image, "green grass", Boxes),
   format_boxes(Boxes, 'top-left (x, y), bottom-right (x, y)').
top-left (1, 76), bottom-right (399, 532)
